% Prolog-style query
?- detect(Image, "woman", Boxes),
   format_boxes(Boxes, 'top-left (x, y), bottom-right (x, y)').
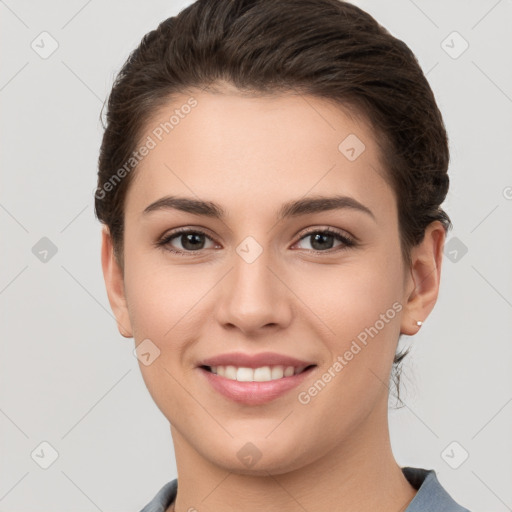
top-left (95, 1), bottom-right (471, 510)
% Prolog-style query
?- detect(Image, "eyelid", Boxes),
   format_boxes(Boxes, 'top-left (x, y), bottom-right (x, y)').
top-left (156, 226), bottom-right (218, 255)
top-left (156, 225), bottom-right (356, 255)
top-left (294, 225), bottom-right (356, 244)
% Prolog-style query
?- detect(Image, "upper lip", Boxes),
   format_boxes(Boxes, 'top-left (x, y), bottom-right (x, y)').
top-left (198, 351), bottom-right (316, 369)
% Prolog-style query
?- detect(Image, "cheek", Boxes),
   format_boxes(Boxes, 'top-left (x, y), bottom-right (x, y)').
top-left (124, 232), bottom-right (405, 348)
top-left (296, 250), bottom-right (405, 413)
top-left (292, 259), bottom-right (404, 437)
top-left (294, 248), bottom-right (404, 343)
top-left (125, 261), bottom-right (206, 343)
top-left (123, 256), bottom-right (208, 416)
top-left (122, 227), bottom-right (197, 326)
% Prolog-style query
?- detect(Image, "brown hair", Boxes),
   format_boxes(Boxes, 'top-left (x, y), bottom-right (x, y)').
top-left (95, 0), bottom-right (451, 402)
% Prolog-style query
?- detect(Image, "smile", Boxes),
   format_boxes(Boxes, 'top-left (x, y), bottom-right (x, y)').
top-left (199, 364), bottom-right (317, 405)
top-left (205, 365), bottom-right (312, 382)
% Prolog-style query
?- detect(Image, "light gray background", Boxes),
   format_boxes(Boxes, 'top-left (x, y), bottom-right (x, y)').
top-left (1, 1), bottom-right (511, 510)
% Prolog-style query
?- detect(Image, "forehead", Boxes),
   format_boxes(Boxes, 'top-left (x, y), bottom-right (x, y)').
top-left (125, 88), bottom-right (395, 221)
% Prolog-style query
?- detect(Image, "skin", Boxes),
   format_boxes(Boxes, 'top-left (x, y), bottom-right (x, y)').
top-left (101, 83), bottom-right (445, 512)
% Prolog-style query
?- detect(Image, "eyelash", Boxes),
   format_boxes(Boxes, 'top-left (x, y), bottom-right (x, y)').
top-left (155, 227), bottom-right (357, 257)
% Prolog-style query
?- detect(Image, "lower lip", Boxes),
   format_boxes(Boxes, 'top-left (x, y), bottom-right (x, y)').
top-left (198, 366), bottom-right (316, 405)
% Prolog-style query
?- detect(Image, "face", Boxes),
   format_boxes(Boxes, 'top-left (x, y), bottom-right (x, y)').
top-left (102, 84), bottom-right (443, 475)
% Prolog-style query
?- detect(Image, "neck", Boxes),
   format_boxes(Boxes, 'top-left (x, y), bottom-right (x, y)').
top-left (169, 397), bottom-right (417, 512)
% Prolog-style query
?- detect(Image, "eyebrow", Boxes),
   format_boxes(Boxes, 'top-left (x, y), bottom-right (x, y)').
top-left (142, 194), bottom-right (375, 221)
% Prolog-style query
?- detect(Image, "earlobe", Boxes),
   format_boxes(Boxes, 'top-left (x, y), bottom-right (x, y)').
top-left (100, 226), bottom-right (133, 338)
top-left (400, 221), bottom-right (446, 336)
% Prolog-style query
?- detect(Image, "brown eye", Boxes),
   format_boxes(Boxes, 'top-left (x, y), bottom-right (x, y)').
top-left (157, 229), bottom-right (216, 255)
top-left (294, 229), bottom-right (355, 253)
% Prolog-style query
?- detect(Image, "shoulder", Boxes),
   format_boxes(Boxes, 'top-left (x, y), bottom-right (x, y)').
top-left (402, 467), bottom-right (472, 512)
top-left (139, 479), bottom-right (177, 512)
top-left (139, 469), bottom-right (473, 512)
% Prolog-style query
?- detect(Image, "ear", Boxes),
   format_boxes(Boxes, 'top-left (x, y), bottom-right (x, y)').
top-left (100, 226), bottom-right (133, 338)
top-left (400, 221), bottom-right (446, 335)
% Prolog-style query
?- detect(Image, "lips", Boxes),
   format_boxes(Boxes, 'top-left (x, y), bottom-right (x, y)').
top-left (198, 351), bottom-right (315, 369)
top-left (197, 351), bottom-right (317, 405)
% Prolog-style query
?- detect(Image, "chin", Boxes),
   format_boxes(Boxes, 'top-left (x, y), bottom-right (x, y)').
top-left (202, 436), bottom-right (316, 477)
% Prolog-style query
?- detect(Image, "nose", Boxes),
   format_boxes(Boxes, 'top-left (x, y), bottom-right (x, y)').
top-left (214, 244), bottom-right (293, 337)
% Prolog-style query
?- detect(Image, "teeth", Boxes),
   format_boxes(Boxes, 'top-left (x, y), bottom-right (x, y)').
top-left (271, 366), bottom-right (284, 379)
top-left (236, 367), bottom-right (254, 382)
top-left (254, 366), bottom-right (271, 381)
top-left (209, 365), bottom-right (308, 382)
top-left (284, 366), bottom-right (295, 377)
top-left (225, 365), bottom-right (237, 380)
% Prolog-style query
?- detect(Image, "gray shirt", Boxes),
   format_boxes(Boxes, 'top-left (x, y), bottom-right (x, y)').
top-left (139, 466), bottom-right (471, 512)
